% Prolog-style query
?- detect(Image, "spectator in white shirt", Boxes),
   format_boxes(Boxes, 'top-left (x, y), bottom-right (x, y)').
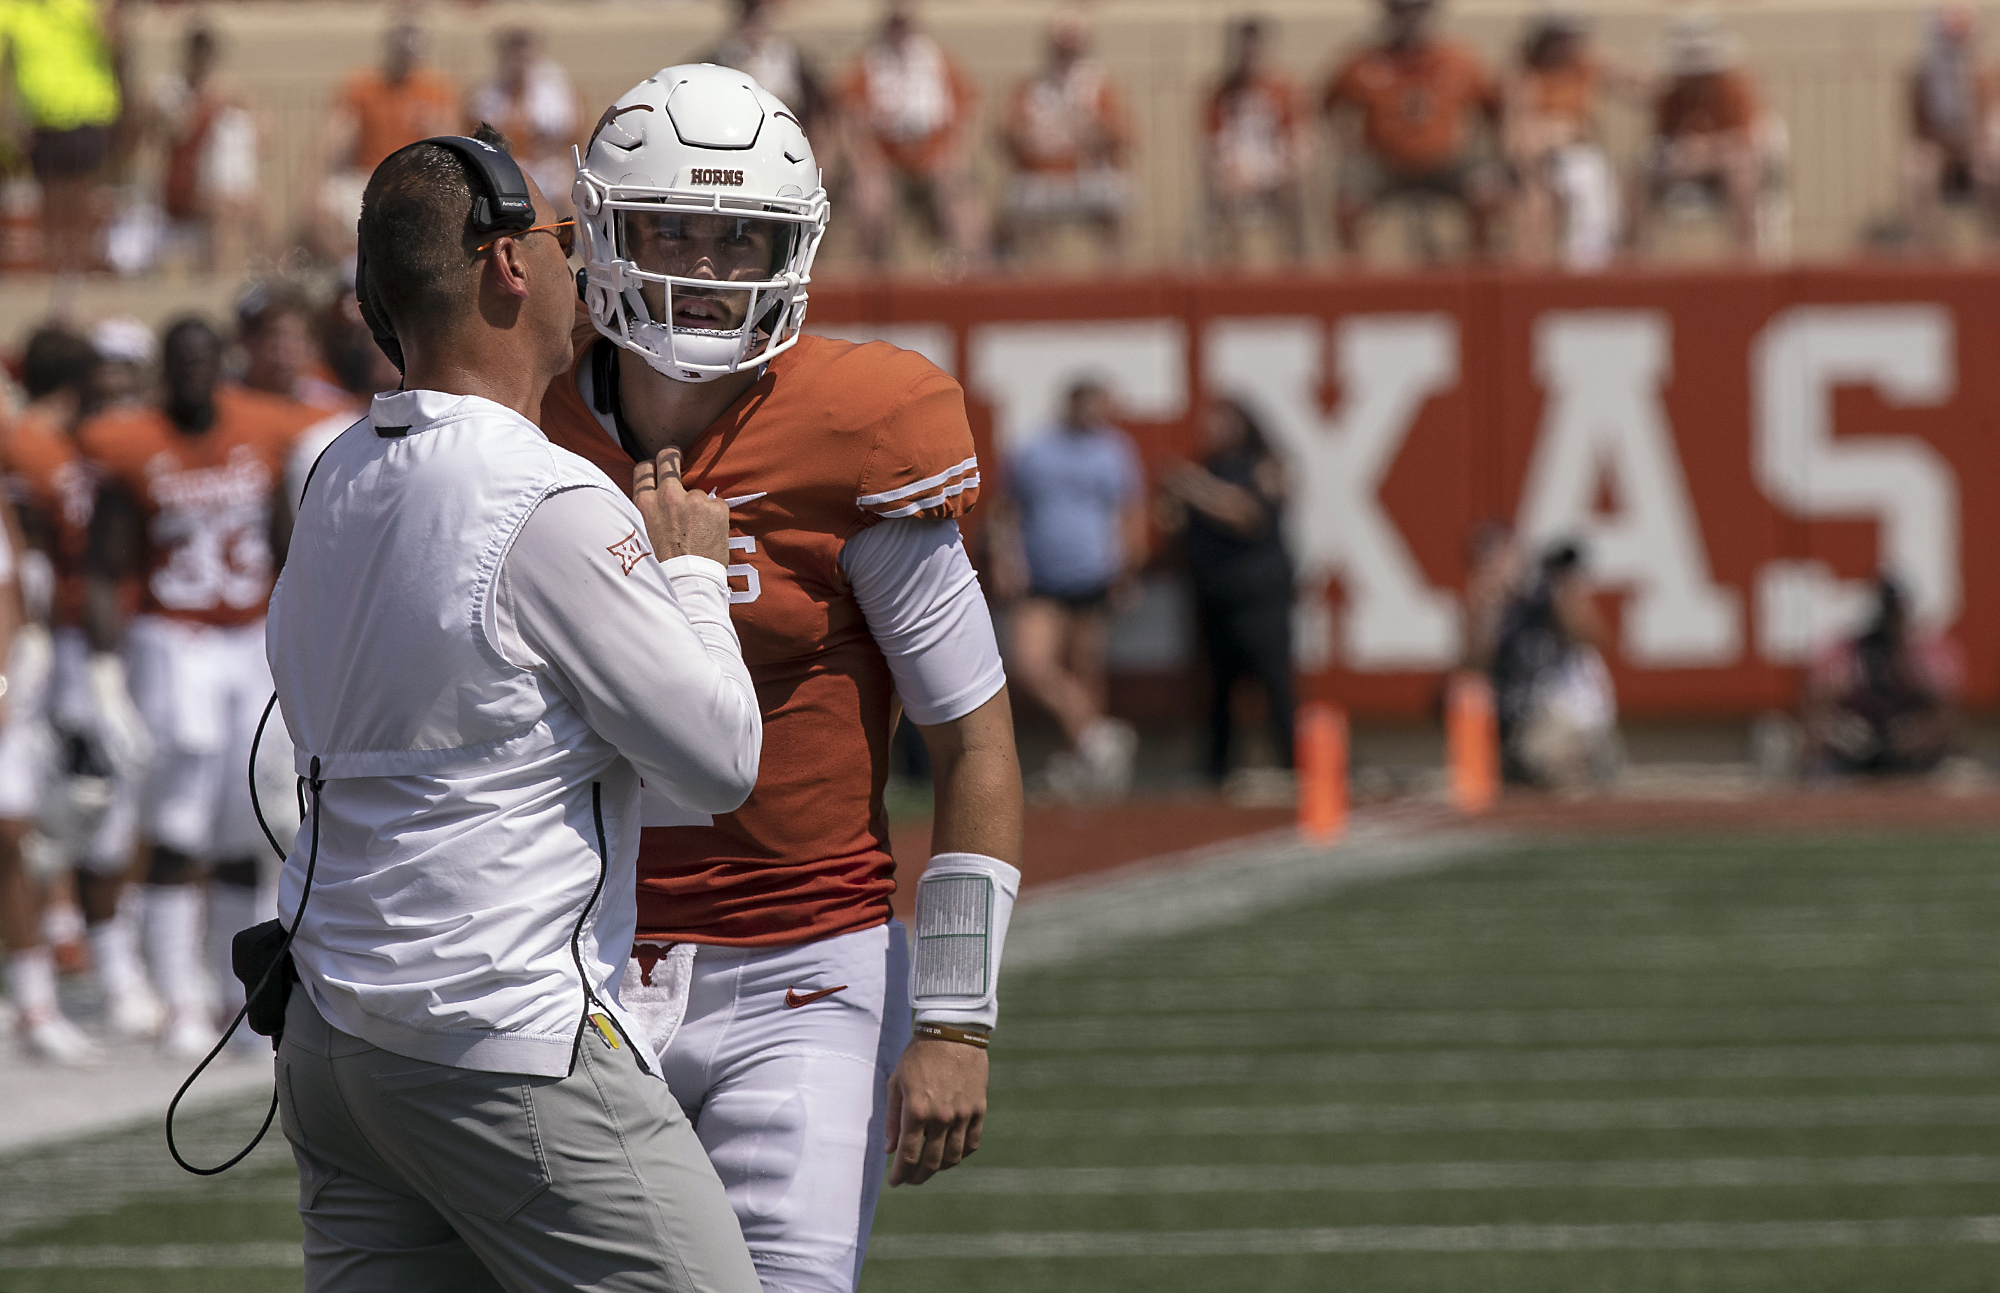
top-left (466, 27), bottom-right (579, 213)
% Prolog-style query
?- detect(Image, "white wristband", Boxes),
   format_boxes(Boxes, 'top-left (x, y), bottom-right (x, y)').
top-left (910, 851), bottom-right (1020, 1030)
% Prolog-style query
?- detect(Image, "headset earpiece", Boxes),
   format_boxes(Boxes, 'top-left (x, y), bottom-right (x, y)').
top-left (352, 134), bottom-right (535, 380)
top-left (353, 242), bottom-right (406, 376)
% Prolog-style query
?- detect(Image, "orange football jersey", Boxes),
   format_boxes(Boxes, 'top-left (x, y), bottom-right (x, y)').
top-left (540, 332), bottom-right (981, 947)
top-left (3, 411), bottom-right (97, 627)
top-left (79, 387), bottom-right (312, 629)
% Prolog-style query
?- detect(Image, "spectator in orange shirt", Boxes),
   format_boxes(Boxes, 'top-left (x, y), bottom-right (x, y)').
top-left (1204, 17), bottom-right (1308, 265)
top-left (842, 2), bottom-right (987, 274)
top-left (313, 21), bottom-right (458, 261)
top-left (467, 27), bottom-right (579, 216)
top-left (1905, 4), bottom-right (2000, 252)
top-left (997, 12), bottom-right (1133, 268)
top-left (1323, 0), bottom-right (1503, 261)
top-left (1640, 12), bottom-right (1787, 262)
top-left (1505, 12), bottom-right (1643, 269)
top-left (150, 24), bottom-right (261, 274)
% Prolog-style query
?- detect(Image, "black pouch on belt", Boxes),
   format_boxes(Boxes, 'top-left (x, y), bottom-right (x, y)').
top-left (232, 919), bottom-right (297, 1046)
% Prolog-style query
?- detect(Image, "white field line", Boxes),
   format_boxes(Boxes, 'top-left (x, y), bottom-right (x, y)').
top-left (1220, 931), bottom-right (2000, 969)
top-left (926, 1155), bottom-right (2000, 1196)
top-left (1009, 969), bottom-right (2000, 1013)
top-left (1001, 1094), bottom-right (2000, 1137)
top-left (1001, 1003), bottom-right (2000, 1050)
top-left (0, 1115), bottom-right (295, 1240)
top-left (994, 1043), bottom-right (2000, 1090)
top-left (0, 1242), bottom-right (302, 1269)
top-left (1002, 817), bottom-right (1508, 973)
top-left (866, 1215), bottom-right (2000, 1260)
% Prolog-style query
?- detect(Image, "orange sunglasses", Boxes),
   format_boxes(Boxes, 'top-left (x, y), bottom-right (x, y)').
top-left (478, 218), bottom-right (575, 257)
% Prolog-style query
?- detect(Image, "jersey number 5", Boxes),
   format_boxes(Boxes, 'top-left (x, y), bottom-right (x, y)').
top-left (727, 535), bottom-right (761, 605)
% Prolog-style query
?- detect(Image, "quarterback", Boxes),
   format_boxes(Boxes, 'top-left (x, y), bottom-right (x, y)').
top-left (539, 65), bottom-right (1023, 1291)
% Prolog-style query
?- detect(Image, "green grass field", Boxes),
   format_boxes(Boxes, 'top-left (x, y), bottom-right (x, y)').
top-left (11, 830), bottom-right (2000, 1291)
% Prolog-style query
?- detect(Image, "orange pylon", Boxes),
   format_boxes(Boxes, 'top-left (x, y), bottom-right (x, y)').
top-left (1447, 672), bottom-right (1498, 814)
top-left (1297, 703), bottom-right (1348, 844)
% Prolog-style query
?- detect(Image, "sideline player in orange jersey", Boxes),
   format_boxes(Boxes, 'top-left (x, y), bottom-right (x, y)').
top-left (542, 65), bottom-right (1023, 1291)
top-left (0, 328), bottom-right (160, 1062)
top-left (82, 317), bottom-right (313, 1058)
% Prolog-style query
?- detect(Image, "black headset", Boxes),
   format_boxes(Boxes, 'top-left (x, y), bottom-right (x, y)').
top-left (354, 134), bottom-right (536, 375)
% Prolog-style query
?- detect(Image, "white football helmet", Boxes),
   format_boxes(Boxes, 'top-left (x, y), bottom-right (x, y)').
top-left (575, 64), bottom-right (828, 384)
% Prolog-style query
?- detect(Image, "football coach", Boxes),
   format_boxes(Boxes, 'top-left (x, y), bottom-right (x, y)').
top-left (263, 131), bottom-right (764, 1293)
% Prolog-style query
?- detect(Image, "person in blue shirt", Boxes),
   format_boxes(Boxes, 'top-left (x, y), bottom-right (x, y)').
top-left (992, 378), bottom-right (1145, 796)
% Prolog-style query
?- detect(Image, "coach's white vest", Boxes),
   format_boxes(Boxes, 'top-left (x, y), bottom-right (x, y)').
top-left (273, 392), bottom-right (609, 779)
top-left (268, 389), bottom-right (652, 1077)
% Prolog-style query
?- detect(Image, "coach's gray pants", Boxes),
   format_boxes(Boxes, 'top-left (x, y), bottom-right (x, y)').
top-left (275, 988), bottom-right (761, 1293)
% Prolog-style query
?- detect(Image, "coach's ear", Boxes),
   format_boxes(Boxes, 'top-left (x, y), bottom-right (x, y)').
top-left (485, 234), bottom-right (535, 303)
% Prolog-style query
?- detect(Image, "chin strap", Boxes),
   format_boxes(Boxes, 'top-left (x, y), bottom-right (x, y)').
top-left (591, 339), bottom-right (645, 462)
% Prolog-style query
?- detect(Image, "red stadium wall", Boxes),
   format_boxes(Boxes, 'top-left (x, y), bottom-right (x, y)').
top-left (811, 266), bottom-right (2000, 719)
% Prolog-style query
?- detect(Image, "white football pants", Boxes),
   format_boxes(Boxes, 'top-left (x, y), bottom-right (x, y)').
top-left (0, 626), bottom-right (142, 874)
top-left (127, 615), bottom-right (290, 862)
top-left (624, 920), bottom-right (912, 1293)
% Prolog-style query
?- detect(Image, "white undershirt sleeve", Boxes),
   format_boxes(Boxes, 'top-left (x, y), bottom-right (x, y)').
top-left (840, 517), bottom-right (1006, 726)
top-left (496, 485), bottom-right (761, 814)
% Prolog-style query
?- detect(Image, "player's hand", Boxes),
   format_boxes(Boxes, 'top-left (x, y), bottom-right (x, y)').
top-left (633, 447), bottom-right (729, 567)
top-left (884, 1037), bottom-right (988, 1186)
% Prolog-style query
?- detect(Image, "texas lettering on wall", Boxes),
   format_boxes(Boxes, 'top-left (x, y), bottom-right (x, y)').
top-left (810, 267), bottom-right (1992, 716)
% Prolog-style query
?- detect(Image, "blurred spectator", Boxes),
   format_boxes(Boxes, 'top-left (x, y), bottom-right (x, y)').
top-left (467, 27), bottom-right (578, 212)
top-left (994, 379), bottom-right (1145, 798)
top-left (150, 24), bottom-right (260, 274)
top-left (1505, 12), bottom-right (1638, 269)
top-left (708, 0), bottom-right (829, 139)
top-left (1203, 16), bottom-right (1307, 264)
top-left (1490, 540), bottom-right (1618, 788)
top-left (1805, 577), bottom-right (1962, 776)
top-left (7, 0), bottom-right (122, 274)
top-left (285, 315), bottom-right (400, 512)
top-left (842, 2), bottom-right (987, 274)
top-left (1323, 0), bottom-right (1502, 261)
top-left (1160, 398), bottom-right (1295, 787)
top-left (1640, 12), bottom-right (1789, 263)
top-left (316, 21), bottom-right (458, 260)
top-left (1460, 519), bottom-right (1523, 670)
top-left (236, 283), bottom-right (345, 414)
top-left (1905, 5), bottom-right (2000, 252)
top-left (84, 316), bottom-right (153, 413)
top-left (997, 12), bottom-right (1133, 268)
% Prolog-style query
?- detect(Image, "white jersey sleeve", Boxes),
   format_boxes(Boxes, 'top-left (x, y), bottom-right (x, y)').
top-left (840, 517), bottom-right (1006, 726)
top-left (495, 485), bottom-right (760, 815)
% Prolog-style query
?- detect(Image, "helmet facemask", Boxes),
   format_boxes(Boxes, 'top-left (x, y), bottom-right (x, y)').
top-left (578, 171), bottom-right (828, 384)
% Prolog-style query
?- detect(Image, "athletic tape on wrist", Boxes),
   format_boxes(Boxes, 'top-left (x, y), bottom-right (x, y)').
top-left (910, 851), bottom-right (1020, 1030)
